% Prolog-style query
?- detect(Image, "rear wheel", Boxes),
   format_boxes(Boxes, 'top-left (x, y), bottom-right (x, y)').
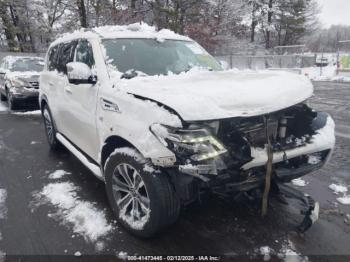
top-left (105, 148), bottom-right (180, 238)
top-left (42, 104), bottom-right (61, 150)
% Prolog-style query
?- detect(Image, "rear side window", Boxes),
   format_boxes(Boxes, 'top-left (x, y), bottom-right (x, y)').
top-left (48, 45), bottom-right (60, 71)
top-left (57, 41), bottom-right (77, 74)
top-left (75, 40), bottom-right (95, 68)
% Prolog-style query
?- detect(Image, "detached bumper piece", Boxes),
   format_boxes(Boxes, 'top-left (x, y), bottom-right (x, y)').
top-left (277, 183), bottom-right (319, 233)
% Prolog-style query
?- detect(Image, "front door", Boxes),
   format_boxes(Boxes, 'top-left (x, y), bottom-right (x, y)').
top-left (61, 39), bottom-right (100, 160)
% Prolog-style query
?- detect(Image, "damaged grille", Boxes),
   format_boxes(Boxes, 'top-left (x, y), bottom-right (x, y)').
top-left (236, 119), bottom-right (278, 147)
top-left (216, 104), bottom-right (317, 168)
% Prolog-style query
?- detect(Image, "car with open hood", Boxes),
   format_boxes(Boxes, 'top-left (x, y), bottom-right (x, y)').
top-left (39, 23), bottom-right (335, 237)
top-left (0, 56), bottom-right (44, 110)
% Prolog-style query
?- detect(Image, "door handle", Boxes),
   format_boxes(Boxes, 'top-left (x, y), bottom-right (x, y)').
top-left (49, 82), bottom-right (54, 86)
top-left (64, 86), bottom-right (72, 94)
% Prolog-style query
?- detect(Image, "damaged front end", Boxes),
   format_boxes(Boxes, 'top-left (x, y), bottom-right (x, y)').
top-left (151, 103), bottom-right (335, 232)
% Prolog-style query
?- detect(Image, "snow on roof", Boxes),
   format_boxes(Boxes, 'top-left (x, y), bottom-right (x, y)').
top-left (50, 22), bottom-right (192, 47)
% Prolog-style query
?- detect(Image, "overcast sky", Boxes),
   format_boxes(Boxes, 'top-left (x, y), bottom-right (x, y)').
top-left (317, 0), bottom-right (350, 27)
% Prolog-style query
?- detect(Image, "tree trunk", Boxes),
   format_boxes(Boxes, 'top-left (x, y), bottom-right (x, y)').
top-left (251, 2), bottom-right (256, 42)
top-left (0, 4), bottom-right (17, 51)
top-left (266, 0), bottom-right (273, 49)
top-left (77, 0), bottom-right (88, 28)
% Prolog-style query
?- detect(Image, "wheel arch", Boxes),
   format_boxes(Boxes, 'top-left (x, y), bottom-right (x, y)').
top-left (40, 94), bottom-right (49, 111)
top-left (101, 135), bottom-right (142, 170)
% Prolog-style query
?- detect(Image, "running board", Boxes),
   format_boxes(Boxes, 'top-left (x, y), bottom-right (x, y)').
top-left (56, 133), bottom-right (104, 181)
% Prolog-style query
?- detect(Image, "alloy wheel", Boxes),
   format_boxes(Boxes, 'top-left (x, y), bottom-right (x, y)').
top-left (112, 163), bottom-right (151, 228)
top-left (43, 109), bottom-right (54, 144)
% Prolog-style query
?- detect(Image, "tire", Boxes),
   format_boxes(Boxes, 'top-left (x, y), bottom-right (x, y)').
top-left (0, 93), bottom-right (6, 101)
top-left (7, 92), bottom-right (17, 110)
top-left (42, 104), bottom-right (61, 150)
top-left (105, 147), bottom-right (180, 238)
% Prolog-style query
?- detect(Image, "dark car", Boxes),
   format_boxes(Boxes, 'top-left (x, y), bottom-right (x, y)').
top-left (0, 56), bottom-right (44, 110)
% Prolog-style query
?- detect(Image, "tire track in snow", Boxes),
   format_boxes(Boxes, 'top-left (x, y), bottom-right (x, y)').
top-left (31, 170), bottom-right (115, 252)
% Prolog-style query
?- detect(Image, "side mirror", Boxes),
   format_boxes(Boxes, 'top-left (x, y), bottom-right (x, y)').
top-left (67, 62), bottom-right (97, 85)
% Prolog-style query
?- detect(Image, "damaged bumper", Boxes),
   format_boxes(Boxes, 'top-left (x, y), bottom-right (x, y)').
top-left (178, 114), bottom-right (335, 186)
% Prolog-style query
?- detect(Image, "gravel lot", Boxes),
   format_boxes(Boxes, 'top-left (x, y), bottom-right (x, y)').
top-left (0, 81), bottom-right (349, 261)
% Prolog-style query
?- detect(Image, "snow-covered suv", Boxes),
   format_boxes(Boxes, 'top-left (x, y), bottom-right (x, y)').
top-left (40, 23), bottom-right (335, 237)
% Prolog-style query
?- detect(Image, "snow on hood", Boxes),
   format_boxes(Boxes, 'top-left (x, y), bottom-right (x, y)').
top-left (119, 69), bottom-right (314, 122)
top-left (5, 71), bottom-right (40, 82)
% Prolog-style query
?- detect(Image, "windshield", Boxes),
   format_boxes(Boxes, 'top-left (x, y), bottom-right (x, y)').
top-left (102, 39), bottom-right (222, 76)
top-left (10, 58), bottom-right (44, 72)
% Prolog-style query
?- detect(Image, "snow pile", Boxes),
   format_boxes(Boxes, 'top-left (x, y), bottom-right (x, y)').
top-left (48, 170), bottom-right (71, 180)
top-left (303, 66), bottom-right (337, 81)
top-left (329, 184), bottom-right (348, 194)
top-left (303, 65), bottom-right (350, 82)
top-left (337, 196), bottom-right (350, 205)
top-left (117, 251), bottom-right (128, 260)
top-left (329, 183), bottom-right (350, 205)
top-left (259, 246), bottom-right (273, 261)
top-left (34, 182), bottom-right (113, 244)
top-left (278, 241), bottom-right (308, 262)
top-left (291, 178), bottom-right (309, 187)
top-left (0, 102), bottom-right (7, 112)
top-left (13, 110), bottom-right (41, 116)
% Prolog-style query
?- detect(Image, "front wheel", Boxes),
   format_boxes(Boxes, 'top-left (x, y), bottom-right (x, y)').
top-left (42, 104), bottom-right (61, 150)
top-left (105, 148), bottom-right (180, 238)
top-left (7, 92), bottom-right (17, 110)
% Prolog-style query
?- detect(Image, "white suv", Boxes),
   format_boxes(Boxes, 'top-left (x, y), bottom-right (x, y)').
top-left (40, 23), bottom-right (335, 237)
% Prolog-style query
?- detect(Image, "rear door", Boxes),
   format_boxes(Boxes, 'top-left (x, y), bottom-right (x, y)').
top-left (61, 39), bottom-right (100, 160)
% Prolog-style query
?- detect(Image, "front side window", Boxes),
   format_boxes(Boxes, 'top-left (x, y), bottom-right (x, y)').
top-left (48, 45), bottom-right (60, 71)
top-left (102, 39), bottom-right (222, 76)
top-left (75, 40), bottom-right (95, 68)
top-left (57, 41), bottom-right (77, 74)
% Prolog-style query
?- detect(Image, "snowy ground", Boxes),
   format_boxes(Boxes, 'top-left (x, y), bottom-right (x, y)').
top-left (302, 66), bottom-right (350, 82)
top-left (0, 82), bottom-right (349, 261)
top-left (0, 102), bottom-right (7, 113)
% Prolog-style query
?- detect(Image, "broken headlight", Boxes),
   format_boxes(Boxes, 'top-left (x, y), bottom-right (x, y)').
top-left (151, 124), bottom-right (227, 162)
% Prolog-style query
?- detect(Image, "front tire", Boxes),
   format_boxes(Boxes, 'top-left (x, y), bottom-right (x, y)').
top-left (42, 104), bottom-right (61, 150)
top-left (105, 148), bottom-right (180, 238)
top-left (7, 92), bottom-right (17, 110)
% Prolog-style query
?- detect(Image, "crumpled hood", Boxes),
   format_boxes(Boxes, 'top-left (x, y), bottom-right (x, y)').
top-left (121, 70), bottom-right (314, 122)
